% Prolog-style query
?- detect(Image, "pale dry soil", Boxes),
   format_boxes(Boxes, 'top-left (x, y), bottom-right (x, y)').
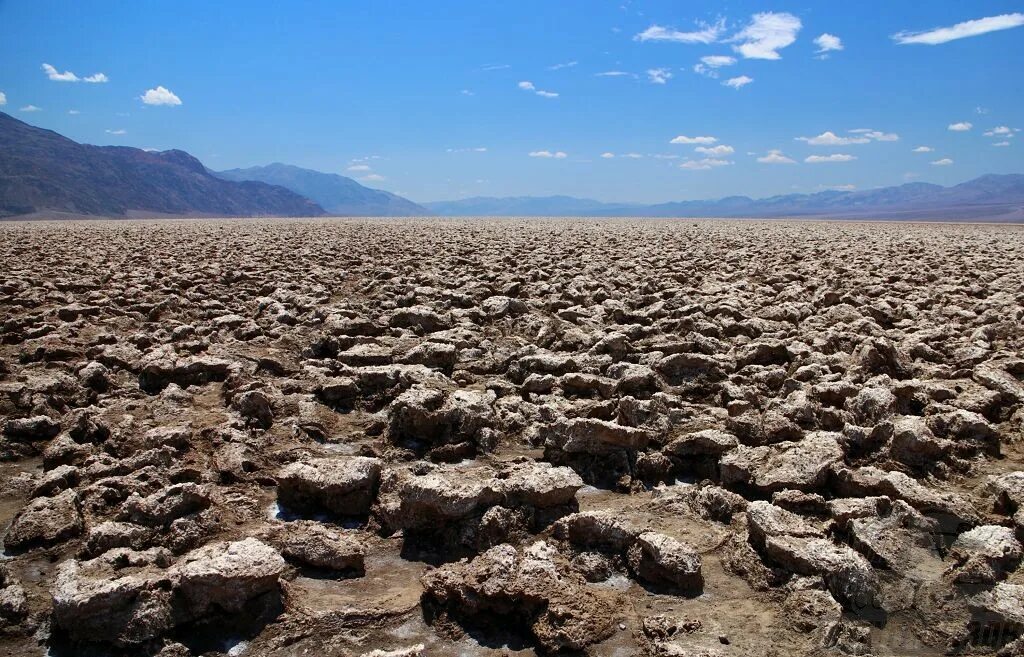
top-left (0, 218), bottom-right (1022, 657)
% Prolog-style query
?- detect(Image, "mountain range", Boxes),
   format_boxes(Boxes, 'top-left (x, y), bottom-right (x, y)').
top-left (425, 176), bottom-right (1024, 221)
top-left (2, 111), bottom-right (1023, 221)
top-left (0, 111), bottom-right (323, 218)
top-left (216, 163), bottom-right (430, 216)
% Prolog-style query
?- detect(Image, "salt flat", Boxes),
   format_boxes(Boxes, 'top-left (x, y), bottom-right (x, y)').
top-left (1, 217), bottom-right (1024, 656)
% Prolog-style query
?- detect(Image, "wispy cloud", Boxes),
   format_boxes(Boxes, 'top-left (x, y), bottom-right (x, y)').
top-left (805, 153), bottom-right (856, 163)
top-left (547, 61), bottom-right (578, 70)
top-left (796, 131), bottom-right (869, 146)
top-left (813, 33), bottom-right (843, 56)
top-left (893, 13), bottom-right (1024, 45)
top-left (360, 173), bottom-right (386, 182)
top-left (994, 141), bottom-right (1011, 147)
top-left (948, 121), bottom-right (972, 131)
top-left (702, 55), bottom-right (737, 68)
top-left (460, 89), bottom-right (474, 96)
top-left (634, 19), bottom-right (725, 44)
top-left (930, 158), bottom-right (954, 166)
top-left (347, 164), bottom-right (372, 172)
top-left (140, 86), bottom-right (182, 106)
top-left (646, 68), bottom-right (672, 84)
top-left (722, 75), bottom-right (753, 89)
top-left (679, 158), bottom-right (732, 170)
top-left (446, 147), bottom-right (488, 153)
top-left (42, 63), bottom-right (108, 83)
top-left (983, 126), bottom-right (1014, 137)
top-left (19, 105), bottom-right (41, 112)
top-left (601, 152), bottom-right (615, 159)
top-left (855, 130), bottom-right (899, 141)
top-left (694, 55), bottom-right (736, 78)
top-left (481, 64), bottom-right (510, 71)
top-left (0, 92), bottom-right (6, 106)
top-left (529, 150), bottom-right (568, 159)
top-left (695, 144), bottom-right (734, 156)
top-left (518, 81), bottom-right (559, 98)
top-left (105, 129), bottom-right (126, 135)
top-left (912, 146), bottom-right (934, 153)
top-left (757, 149), bottom-right (796, 164)
top-left (729, 12), bottom-right (802, 60)
top-left (42, 63), bottom-right (79, 82)
top-left (670, 135), bottom-right (717, 145)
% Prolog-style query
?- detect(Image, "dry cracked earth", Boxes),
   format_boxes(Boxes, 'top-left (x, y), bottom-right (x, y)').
top-left (1, 218), bottom-right (1024, 657)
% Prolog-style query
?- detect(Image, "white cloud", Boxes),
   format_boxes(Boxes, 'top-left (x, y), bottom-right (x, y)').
top-left (446, 147), bottom-right (488, 153)
top-left (518, 81), bottom-right (558, 98)
top-left (347, 164), bottom-right (371, 171)
top-left (912, 146), bottom-right (934, 153)
top-left (701, 55), bottom-right (737, 68)
top-left (529, 150), bottom-right (568, 159)
top-left (481, 64), bottom-right (510, 71)
top-left (722, 75), bottom-right (753, 89)
top-left (695, 144), bottom-right (734, 156)
top-left (42, 63), bottom-right (107, 83)
top-left (796, 131), bottom-right (870, 146)
top-left (947, 122), bottom-right (972, 131)
top-left (42, 63), bottom-right (79, 82)
top-left (105, 129), bottom-right (126, 135)
top-left (693, 55), bottom-right (736, 78)
top-left (651, 154), bottom-right (680, 160)
top-left (729, 12), bottom-right (802, 60)
top-left (814, 33), bottom-right (843, 54)
top-left (931, 158), bottom-right (954, 166)
top-left (805, 154), bottom-right (856, 163)
top-left (460, 89), bottom-right (474, 96)
top-left (647, 68), bottom-right (672, 84)
top-left (827, 184), bottom-right (856, 191)
top-left (893, 13), bottom-right (1024, 45)
top-left (679, 158), bottom-right (733, 170)
top-left (68, 109), bottom-right (80, 115)
top-left (547, 61), bottom-right (578, 70)
top-left (0, 92), bottom-right (6, 106)
top-left (360, 174), bottom-right (386, 182)
top-left (20, 105), bottom-right (41, 112)
top-left (983, 126), bottom-right (1013, 137)
top-left (634, 19), bottom-right (725, 44)
top-left (622, 153), bottom-right (643, 159)
top-left (140, 86), bottom-right (182, 106)
top-left (601, 152), bottom-right (615, 159)
top-left (670, 135), bottom-right (717, 145)
top-left (757, 149), bottom-right (796, 164)
top-left (864, 130), bottom-right (899, 141)
top-left (596, 71), bottom-right (633, 77)
top-left (994, 141), bottom-right (1011, 147)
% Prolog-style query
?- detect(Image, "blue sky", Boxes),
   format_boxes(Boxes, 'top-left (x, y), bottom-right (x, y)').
top-left (1, 1), bottom-right (1022, 203)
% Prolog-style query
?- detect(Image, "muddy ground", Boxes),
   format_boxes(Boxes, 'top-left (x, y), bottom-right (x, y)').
top-left (1, 218), bottom-right (1023, 657)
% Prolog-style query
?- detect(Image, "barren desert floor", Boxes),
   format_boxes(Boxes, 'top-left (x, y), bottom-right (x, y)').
top-left (1, 217), bottom-right (1024, 657)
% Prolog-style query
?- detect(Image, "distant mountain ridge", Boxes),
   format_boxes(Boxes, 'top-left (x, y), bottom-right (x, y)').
top-left (426, 174), bottom-right (1024, 221)
top-left (0, 111), bottom-right (323, 218)
top-left (216, 163), bottom-right (430, 216)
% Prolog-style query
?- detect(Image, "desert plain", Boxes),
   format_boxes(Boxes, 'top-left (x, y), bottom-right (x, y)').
top-left (0, 217), bottom-right (1023, 656)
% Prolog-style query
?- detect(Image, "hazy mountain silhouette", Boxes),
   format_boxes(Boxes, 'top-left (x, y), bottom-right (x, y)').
top-left (0, 112), bottom-right (323, 218)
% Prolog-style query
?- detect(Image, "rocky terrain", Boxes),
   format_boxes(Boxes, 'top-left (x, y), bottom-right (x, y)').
top-left (0, 217), bottom-right (1023, 657)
